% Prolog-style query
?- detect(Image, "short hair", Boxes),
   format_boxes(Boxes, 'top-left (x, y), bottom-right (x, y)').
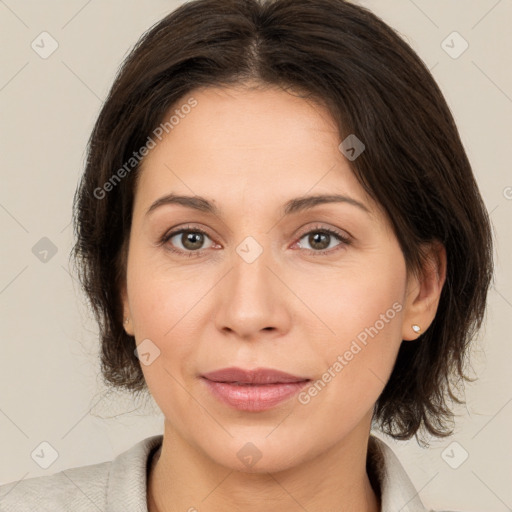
top-left (72, 0), bottom-right (494, 443)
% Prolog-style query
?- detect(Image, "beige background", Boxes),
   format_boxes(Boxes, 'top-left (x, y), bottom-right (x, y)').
top-left (0, 1), bottom-right (511, 510)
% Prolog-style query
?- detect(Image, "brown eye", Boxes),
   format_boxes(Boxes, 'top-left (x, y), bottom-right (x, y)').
top-left (163, 228), bottom-right (215, 255)
top-left (296, 227), bottom-right (351, 255)
top-left (306, 232), bottom-right (331, 250)
top-left (180, 231), bottom-right (206, 250)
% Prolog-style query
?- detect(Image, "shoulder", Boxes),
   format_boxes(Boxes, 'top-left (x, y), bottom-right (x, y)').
top-left (368, 435), bottom-right (466, 512)
top-left (0, 434), bottom-right (163, 512)
top-left (0, 460), bottom-right (111, 512)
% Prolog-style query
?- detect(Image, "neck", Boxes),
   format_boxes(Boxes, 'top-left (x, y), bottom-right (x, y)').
top-left (148, 422), bottom-right (381, 512)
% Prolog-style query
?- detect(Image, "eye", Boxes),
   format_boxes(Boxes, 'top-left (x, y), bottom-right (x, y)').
top-left (159, 223), bottom-right (351, 258)
top-left (294, 225), bottom-right (351, 255)
top-left (161, 225), bottom-right (217, 257)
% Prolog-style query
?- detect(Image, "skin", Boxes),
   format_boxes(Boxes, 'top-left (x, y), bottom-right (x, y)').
top-left (121, 83), bottom-right (446, 512)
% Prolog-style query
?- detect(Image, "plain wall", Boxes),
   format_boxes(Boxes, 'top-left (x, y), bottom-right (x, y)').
top-left (1, 1), bottom-right (511, 510)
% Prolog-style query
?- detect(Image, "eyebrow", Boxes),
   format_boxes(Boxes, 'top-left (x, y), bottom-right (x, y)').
top-left (145, 193), bottom-right (371, 217)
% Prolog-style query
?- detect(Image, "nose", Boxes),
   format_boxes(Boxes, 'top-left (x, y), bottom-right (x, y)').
top-left (213, 243), bottom-right (292, 341)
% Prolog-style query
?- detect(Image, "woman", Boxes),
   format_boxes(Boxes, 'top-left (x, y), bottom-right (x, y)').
top-left (0, 0), bottom-right (493, 511)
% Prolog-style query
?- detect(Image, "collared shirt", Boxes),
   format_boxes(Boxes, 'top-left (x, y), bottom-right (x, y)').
top-left (0, 434), bottom-right (456, 511)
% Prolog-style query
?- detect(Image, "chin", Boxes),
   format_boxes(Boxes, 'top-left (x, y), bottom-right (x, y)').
top-left (200, 433), bottom-right (316, 475)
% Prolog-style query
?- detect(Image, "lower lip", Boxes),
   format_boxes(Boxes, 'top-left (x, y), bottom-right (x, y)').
top-left (202, 378), bottom-right (309, 412)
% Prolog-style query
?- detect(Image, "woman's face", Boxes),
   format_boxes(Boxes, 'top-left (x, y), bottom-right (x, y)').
top-left (122, 84), bottom-right (422, 472)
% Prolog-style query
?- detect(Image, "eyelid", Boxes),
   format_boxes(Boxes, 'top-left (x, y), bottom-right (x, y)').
top-left (294, 223), bottom-right (352, 242)
top-left (160, 224), bottom-right (215, 247)
top-left (292, 223), bottom-right (352, 254)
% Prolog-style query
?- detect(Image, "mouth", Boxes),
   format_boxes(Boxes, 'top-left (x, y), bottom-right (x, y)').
top-left (201, 367), bottom-right (311, 411)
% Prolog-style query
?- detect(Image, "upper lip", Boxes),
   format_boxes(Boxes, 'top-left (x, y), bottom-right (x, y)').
top-left (201, 367), bottom-right (310, 385)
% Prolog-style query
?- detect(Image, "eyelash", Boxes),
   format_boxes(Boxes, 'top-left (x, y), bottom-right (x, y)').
top-left (159, 223), bottom-right (352, 258)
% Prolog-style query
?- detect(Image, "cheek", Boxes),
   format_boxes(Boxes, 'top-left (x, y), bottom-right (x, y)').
top-left (299, 255), bottom-right (406, 401)
top-left (294, 291), bottom-right (404, 434)
top-left (126, 251), bottom-right (210, 389)
top-left (126, 243), bottom-right (207, 338)
top-left (128, 267), bottom-right (204, 419)
top-left (302, 260), bottom-right (405, 345)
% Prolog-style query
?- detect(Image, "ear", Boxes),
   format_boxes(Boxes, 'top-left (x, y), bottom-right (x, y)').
top-left (118, 237), bottom-right (134, 336)
top-left (401, 240), bottom-right (447, 341)
top-left (120, 281), bottom-right (134, 336)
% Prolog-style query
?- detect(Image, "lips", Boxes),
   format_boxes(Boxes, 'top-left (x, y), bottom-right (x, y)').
top-left (201, 367), bottom-right (311, 411)
top-left (201, 367), bottom-right (310, 385)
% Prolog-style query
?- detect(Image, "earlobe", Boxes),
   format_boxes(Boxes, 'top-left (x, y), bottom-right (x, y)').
top-left (120, 286), bottom-right (134, 336)
top-left (401, 240), bottom-right (447, 341)
top-left (122, 312), bottom-right (134, 336)
top-left (123, 316), bottom-right (134, 336)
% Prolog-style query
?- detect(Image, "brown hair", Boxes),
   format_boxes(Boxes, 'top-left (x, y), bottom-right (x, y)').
top-left (72, 0), bottom-right (494, 443)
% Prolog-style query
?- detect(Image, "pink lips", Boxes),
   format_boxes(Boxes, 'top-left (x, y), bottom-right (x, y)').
top-left (201, 367), bottom-right (310, 411)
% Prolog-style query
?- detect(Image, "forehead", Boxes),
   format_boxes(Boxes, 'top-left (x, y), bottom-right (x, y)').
top-left (135, 85), bottom-right (378, 217)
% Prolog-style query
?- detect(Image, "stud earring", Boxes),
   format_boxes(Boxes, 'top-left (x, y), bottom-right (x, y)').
top-left (411, 324), bottom-right (421, 334)
top-left (124, 318), bottom-right (129, 325)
